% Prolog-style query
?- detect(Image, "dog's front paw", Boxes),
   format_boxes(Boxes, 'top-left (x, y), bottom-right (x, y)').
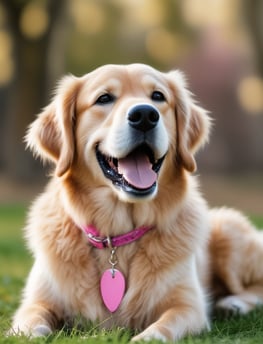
top-left (7, 324), bottom-right (52, 337)
top-left (216, 295), bottom-right (252, 315)
top-left (132, 325), bottom-right (171, 342)
top-left (31, 324), bottom-right (52, 337)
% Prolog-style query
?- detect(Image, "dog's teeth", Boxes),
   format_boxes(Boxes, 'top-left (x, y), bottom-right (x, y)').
top-left (107, 156), bottom-right (118, 171)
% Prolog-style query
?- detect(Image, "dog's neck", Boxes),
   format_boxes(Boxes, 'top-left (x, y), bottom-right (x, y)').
top-left (82, 224), bottom-right (154, 249)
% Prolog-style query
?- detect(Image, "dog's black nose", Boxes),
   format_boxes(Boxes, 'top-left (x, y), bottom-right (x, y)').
top-left (128, 105), bottom-right (159, 132)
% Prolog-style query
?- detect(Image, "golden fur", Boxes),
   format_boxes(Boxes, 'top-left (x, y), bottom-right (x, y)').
top-left (9, 64), bottom-right (263, 341)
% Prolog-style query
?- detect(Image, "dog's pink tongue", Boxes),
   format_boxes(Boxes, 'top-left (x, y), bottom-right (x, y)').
top-left (118, 152), bottom-right (157, 189)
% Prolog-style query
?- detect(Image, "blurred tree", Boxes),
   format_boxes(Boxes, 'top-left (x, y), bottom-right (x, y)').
top-left (1, 0), bottom-right (66, 181)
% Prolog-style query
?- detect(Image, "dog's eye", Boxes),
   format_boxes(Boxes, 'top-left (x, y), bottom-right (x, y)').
top-left (95, 93), bottom-right (115, 105)
top-left (151, 91), bottom-right (166, 102)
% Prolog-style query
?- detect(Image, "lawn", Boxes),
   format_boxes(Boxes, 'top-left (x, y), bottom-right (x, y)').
top-left (1, 205), bottom-right (263, 343)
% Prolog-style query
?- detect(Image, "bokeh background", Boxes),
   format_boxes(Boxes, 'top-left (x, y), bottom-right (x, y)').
top-left (0, 0), bottom-right (262, 214)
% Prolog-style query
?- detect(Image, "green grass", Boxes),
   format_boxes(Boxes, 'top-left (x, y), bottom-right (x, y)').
top-left (1, 205), bottom-right (263, 343)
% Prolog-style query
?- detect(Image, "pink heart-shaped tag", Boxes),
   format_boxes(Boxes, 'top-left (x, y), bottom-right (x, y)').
top-left (100, 269), bottom-right (125, 313)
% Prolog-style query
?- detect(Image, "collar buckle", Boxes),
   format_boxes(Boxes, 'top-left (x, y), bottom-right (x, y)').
top-left (87, 233), bottom-right (108, 249)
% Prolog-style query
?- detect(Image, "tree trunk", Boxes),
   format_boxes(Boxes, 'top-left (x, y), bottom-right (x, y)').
top-left (2, 0), bottom-right (66, 181)
top-left (243, 0), bottom-right (263, 76)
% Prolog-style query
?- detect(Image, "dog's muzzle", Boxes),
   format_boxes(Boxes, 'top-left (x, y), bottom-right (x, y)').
top-left (96, 104), bottom-right (166, 199)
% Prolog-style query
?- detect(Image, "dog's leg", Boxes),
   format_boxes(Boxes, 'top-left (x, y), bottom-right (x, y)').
top-left (132, 283), bottom-right (209, 342)
top-left (9, 303), bottom-right (57, 337)
top-left (132, 305), bottom-right (209, 342)
top-left (216, 284), bottom-right (263, 315)
top-left (209, 208), bottom-right (263, 316)
top-left (9, 262), bottom-right (62, 337)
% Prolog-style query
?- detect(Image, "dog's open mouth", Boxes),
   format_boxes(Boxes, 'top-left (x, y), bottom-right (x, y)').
top-left (96, 144), bottom-right (165, 197)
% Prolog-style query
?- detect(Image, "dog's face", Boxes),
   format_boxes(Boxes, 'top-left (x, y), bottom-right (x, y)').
top-left (27, 64), bottom-right (210, 202)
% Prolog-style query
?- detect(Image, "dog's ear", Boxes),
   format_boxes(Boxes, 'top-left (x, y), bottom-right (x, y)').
top-left (167, 70), bottom-right (211, 172)
top-left (26, 75), bottom-right (82, 177)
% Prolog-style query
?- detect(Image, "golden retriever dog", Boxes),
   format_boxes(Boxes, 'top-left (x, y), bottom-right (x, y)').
top-left (9, 64), bottom-right (263, 341)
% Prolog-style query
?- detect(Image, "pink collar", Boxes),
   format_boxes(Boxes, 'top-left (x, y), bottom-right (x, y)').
top-left (83, 224), bottom-right (153, 249)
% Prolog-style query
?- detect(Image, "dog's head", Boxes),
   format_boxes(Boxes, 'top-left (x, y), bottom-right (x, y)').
top-left (26, 64), bottom-right (210, 202)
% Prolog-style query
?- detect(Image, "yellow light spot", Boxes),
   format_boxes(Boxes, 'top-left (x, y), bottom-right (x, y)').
top-left (181, 0), bottom-right (238, 30)
top-left (115, 0), bottom-right (166, 34)
top-left (0, 30), bottom-right (14, 85)
top-left (0, 31), bottom-right (12, 55)
top-left (131, 0), bottom-right (165, 28)
top-left (237, 76), bottom-right (263, 114)
top-left (145, 28), bottom-right (178, 64)
top-left (0, 56), bottom-right (14, 86)
top-left (20, 3), bottom-right (49, 40)
top-left (71, 0), bottom-right (105, 35)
